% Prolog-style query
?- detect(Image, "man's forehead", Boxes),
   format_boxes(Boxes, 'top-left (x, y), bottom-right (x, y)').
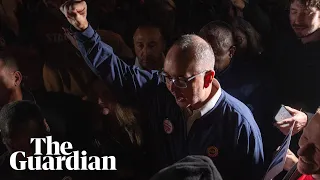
top-left (134, 27), bottom-right (162, 40)
top-left (291, 0), bottom-right (317, 10)
top-left (164, 46), bottom-right (197, 76)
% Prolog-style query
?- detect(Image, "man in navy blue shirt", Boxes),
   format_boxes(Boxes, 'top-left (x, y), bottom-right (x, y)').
top-left (60, 1), bottom-right (265, 179)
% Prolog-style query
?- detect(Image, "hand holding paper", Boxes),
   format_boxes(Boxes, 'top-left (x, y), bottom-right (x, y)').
top-left (274, 106), bottom-right (307, 135)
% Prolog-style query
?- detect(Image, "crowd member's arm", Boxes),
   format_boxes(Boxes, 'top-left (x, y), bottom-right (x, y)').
top-left (60, 0), bottom-right (161, 102)
top-left (274, 106), bottom-right (311, 136)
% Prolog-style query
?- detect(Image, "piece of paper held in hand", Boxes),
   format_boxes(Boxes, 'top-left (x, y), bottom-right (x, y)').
top-left (275, 105), bottom-right (292, 122)
top-left (263, 122), bottom-right (295, 180)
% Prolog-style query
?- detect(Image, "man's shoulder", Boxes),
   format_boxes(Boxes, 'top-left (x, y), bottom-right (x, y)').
top-left (218, 90), bottom-right (260, 129)
top-left (221, 90), bottom-right (254, 115)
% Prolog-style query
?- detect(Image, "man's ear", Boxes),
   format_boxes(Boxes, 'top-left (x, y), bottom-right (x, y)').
top-left (13, 71), bottom-right (22, 87)
top-left (44, 119), bottom-right (50, 133)
top-left (204, 70), bottom-right (215, 88)
top-left (229, 46), bottom-right (236, 58)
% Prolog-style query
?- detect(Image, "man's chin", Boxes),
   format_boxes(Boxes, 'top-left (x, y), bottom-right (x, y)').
top-left (175, 100), bottom-right (190, 108)
top-left (295, 30), bottom-right (316, 39)
top-left (297, 159), bottom-right (319, 175)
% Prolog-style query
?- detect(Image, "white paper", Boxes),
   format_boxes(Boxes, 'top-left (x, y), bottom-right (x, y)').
top-left (263, 122), bottom-right (295, 180)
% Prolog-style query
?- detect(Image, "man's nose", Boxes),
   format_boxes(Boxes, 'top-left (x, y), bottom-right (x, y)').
top-left (295, 14), bottom-right (305, 25)
top-left (141, 47), bottom-right (148, 57)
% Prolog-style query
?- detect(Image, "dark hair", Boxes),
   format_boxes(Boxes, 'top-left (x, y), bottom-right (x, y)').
top-left (0, 51), bottom-right (19, 71)
top-left (231, 17), bottom-right (263, 57)
top-left (87, 78), bottom-right (143, 146)
top-left (134, 21), bottom-right (165, 40)
top-left (0, 101), bottom-right (45, 141)
top-left (290, 0), bottom-right (320, 9)
top-left (199, 20), bottom-right (235, 51)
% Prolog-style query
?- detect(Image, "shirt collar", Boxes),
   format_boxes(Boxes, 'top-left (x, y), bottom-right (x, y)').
top-left (197, 86), bottom-right (222, 117)
top-left (186, 80), bottom-right (222, 133)
top-left (134, 57), bottom-right (143, 69)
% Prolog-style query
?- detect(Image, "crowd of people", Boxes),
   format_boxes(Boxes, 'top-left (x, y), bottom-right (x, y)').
top-left (0, 0), bottom-right (319, 179)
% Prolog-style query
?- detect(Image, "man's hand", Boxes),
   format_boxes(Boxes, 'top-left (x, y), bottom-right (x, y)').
top-left (284, 149), bottom-right (298, 171)
top-left (274, 106), bottom-right (307, 136)
top-left (60, 0), bottom-right (88, 31)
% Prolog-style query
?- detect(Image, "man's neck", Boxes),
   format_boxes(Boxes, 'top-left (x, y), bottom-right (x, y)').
top-left (301, 30), bottom-right (320, 44)
top-left (9, 88), bottom-right (23, 103)
top-left (189, 79), bottom-right (220, 111)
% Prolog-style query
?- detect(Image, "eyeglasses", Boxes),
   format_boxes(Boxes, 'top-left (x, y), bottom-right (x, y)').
top-left (160, 70), bottom-right (209, 88)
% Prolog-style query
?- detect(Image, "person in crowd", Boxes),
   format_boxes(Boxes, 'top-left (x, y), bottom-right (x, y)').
top-left (198, 21), bottom-right (236, 75)
top-left (270, 0), bottom-right (320, 113)
top-left (2, 46), bottom-right (44, 92)
top-left (0, 100), bottom-right (90, 180)
top-left (198, 20), bottom-right (279, 166)
top-left (132, 23), bottom-right (166, 71)
top-left (60, 1), bottom-right (265, 179)
top-left (282, 109), bottom-right (320, 180)
top-left (267, 0), bottom-right (320, 156)
top-left (0, 100), bottom-right (74, 180)
top-left (198, 20), bottom-right (264, 114)
top-left (0, 100), bottom-right (122, 180)
top-left (85, 78), bottom-right (148, 179)
top-left (0, 49), bottom-right (148, 179)
top-left (0, 49), bottom-right (98, 153)
top-left (230, 17), bottom-right (264, 64)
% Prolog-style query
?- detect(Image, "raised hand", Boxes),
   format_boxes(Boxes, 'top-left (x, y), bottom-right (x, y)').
top-left (60, 0), bottom-right (88, 31)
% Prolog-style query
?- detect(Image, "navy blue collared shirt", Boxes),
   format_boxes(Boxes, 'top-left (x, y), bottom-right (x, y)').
top-left (74, 25), bottom-right (265, 180)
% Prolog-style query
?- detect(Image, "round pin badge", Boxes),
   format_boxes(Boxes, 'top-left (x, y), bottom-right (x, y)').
top-left (163, 119), bottom-right (174, 134)
top-left (207, 146), bottom-right (219, 158)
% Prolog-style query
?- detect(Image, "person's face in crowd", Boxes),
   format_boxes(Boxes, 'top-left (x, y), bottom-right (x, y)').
top-left (290, 0), bottom-right (320, 38)
top-left (88, 80), bottom-right (112, 116)
top-left (4, 120), bottom-right (47, 160)
top-left (163, 45), bottom-right (214, 109)
top-left (297, 114), bottom-right (320, 175)
top-left (133, 26), bottom-right (165, 71)
top-left (234, 29), bottom-right (248, 55)
top-left (0, 60), bottom-right (17, 107)
top-left (203, 36), bottom-right (235, 74)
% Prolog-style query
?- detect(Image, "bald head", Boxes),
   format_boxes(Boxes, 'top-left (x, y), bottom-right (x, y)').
top-left (166, 34), bottom-right (215, 73)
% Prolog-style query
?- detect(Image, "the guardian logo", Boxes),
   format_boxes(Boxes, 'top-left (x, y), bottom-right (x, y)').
top-left (10, 136), bottom-right (116, 171)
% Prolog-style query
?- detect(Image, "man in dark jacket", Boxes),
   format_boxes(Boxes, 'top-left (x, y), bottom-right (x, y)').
top-left (60, 1), bottom-right (265, 179)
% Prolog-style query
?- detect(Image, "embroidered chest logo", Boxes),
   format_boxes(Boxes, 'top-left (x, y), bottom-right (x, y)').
top-left (163, 119), bottom-right (174, 134)
top-left (207, 146), bottom-right (219, 158)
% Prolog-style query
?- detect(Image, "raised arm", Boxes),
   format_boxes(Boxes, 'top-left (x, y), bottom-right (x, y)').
top-left (60, 0), bottom-right (161, 102)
